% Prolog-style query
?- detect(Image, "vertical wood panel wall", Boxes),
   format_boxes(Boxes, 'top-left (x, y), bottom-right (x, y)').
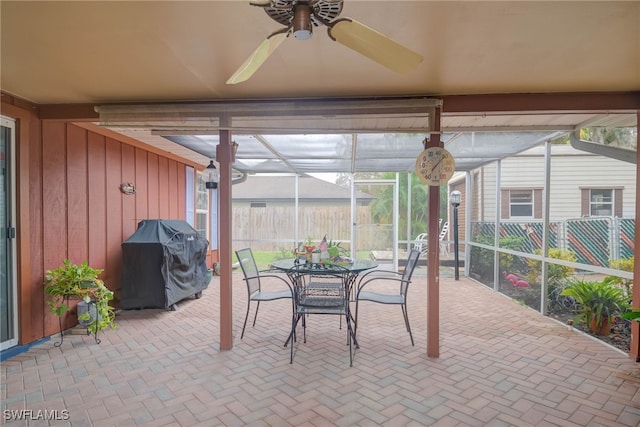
top-left (28, 120), bottom-right (191, 338)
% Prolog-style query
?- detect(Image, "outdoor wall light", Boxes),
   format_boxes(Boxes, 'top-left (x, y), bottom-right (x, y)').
top-left (119, 182), bottom-right (136, 195)
top-left (450, 190), bottom-right (461, 280)
top-left (204, 160), bottom-right (219, 189)
top-left (232, 141), bottom-right (239, 163)
top-left (450, 190), bottom-right (461, 207)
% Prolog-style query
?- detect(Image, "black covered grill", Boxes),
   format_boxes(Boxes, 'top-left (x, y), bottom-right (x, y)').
top-left (120, 220), bottom-right (209, 310)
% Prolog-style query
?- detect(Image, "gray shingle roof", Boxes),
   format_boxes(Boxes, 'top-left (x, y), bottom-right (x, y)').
top-left (232, 175), bottom-right (375, 202)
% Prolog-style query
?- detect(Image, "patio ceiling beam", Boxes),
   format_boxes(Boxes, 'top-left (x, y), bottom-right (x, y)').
top-left (37, 92), bottom-right (640, 121)
top-left (95, 98), bottom-right (440, 129)
top-left (350, 134), bottom-right (357, 174)
top-left (253, 135), bottom-right (298, 173)
top-left (440, 92), bottom-right (640, 113)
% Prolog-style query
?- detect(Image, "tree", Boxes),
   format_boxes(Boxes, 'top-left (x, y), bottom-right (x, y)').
top-left (581, 127), bottom-right (637, 150)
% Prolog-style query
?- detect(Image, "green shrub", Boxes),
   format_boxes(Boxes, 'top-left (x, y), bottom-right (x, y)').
top-left (561, 278), bottom-right (629, 332)
top-left (607, 256), bottom-right (634, 297)
top-left (526, 248), bottom-right (577, 286)
top-left (470, 234), bottom-right (526, 277)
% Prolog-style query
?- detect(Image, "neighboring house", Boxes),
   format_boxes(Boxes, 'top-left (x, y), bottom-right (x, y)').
top-left (232, 175), bottom-right (376, 251)
top-left (449, 144), bottom-right (636, 265)
top-left (471, 145), bottom-right (636, 222)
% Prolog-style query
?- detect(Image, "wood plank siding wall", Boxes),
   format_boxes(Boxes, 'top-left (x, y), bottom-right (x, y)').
top-left (2, 96), bottom-right (194, 343)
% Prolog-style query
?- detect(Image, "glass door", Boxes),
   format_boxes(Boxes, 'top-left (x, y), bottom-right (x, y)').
top-left (353, 178), bottom-right (398, 270)
top-left (1, 116), bottom-right (18, 350)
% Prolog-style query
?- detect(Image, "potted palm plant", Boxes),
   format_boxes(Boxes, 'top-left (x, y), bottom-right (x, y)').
top-left (560, 278), bottom-right (629, 335)
top-left (44, 260), bottom-right (116, 335)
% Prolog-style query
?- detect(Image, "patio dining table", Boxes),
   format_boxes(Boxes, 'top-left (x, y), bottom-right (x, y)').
top-left (270, 258), bottom-right (378, 277)
top-left (271, 258), bottom-right (378, 352)
top-left (270, 258), bottom-right (378, 299)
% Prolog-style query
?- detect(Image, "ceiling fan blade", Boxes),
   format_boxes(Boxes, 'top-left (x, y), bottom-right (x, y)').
top-left (226, 30), bottom-right (289, 84)
top-left (328, 18), bottom-right (423, 74)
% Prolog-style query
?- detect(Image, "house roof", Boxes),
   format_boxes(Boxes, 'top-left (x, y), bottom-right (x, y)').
top-left (232, 174), bottom-right (375, 202)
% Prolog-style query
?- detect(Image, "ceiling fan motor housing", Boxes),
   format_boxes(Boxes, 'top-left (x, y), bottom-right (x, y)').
top-left (262, 0), bottom-right (344, 28)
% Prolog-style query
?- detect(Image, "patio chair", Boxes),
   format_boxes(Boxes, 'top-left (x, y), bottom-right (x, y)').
top-left (354, 248), bottom-right (421, 346)
top-left (412, 233), bottom-right (428, 255)
top-left (286, 264), bottom-right (355, 366)
top-left (235, 248), bottom-right (293, 339)
top-left (439, 221), bottom-right (450, 256)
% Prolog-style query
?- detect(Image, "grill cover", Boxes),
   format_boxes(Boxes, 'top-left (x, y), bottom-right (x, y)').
top-left (121, 220), bottom-right (209, 309)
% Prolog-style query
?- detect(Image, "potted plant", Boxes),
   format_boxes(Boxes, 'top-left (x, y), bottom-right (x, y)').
top-left (303, 236), bottom-right (316, 261)
top-left (560, 278), bottom-right (629, 335)
top-left (44, 259), bottom-right (116, 335)
top-left (327, 240), bottom-right (343, 259)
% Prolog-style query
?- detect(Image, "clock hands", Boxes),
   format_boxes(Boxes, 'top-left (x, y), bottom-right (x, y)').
top-left (431, 156), bottom-right (444, 172)
top-left (416, 147), bottom-right (455, 186)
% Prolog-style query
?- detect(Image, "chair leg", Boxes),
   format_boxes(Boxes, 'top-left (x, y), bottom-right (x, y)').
top-left (353, 300), bottom-right (360, 348)
top-left (302, 313), bottom-right (307, 343)
top-left (401, 304), bottom-right (414, 346)
top-left (241, 300), bottom-right (252, 339)
top-left (252, 301), bottom-right (261, 327)
top-left (290, 313), bottom-right (298, 364)
top-left (346, 313), bottom-right (353, 367)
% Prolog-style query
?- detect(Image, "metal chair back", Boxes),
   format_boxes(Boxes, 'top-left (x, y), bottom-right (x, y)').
top-left (401, 249), bottom-right (421, 296)
top-left (236, 247), bottom-right (261, 296)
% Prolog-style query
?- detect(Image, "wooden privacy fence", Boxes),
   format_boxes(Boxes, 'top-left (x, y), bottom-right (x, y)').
top-left (233, 205), bottom-right (372, 251)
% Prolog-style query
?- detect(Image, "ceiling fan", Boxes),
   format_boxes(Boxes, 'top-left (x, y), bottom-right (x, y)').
top-left (226, 0), bottom-right (424, 84)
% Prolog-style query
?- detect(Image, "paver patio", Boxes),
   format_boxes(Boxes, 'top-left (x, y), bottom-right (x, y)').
top-left (2, 267), bottom-right (640, 426)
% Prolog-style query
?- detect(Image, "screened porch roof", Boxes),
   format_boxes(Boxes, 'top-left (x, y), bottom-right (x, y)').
top-left (98, 100), bottom-right (637, 175)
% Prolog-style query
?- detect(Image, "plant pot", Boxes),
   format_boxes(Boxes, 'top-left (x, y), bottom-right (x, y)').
top-left (77, 301), bottom-right (100, 327)
top-left (589, 315), bottom-right (611, 336)
top-left (304, 245), bottom-right (315, 261)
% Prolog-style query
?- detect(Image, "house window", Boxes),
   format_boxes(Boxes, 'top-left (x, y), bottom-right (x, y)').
top-left (195, 172), bottom-right (209, 238)
top-left (581, 188), bottom-right (622, 217)
top-left (509, 190), bottom-right (533, 218)
top-left (589, 189), bottom-right (613, 216)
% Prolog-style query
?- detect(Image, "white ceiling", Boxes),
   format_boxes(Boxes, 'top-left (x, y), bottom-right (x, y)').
top-left (2, 1), bottom-right (639, 104)
top-left (1, 1), bottom-right (638, 172)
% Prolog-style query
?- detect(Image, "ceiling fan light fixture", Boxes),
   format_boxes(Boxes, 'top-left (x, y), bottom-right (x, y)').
top-left (293, 4), bottom-right (313, 40)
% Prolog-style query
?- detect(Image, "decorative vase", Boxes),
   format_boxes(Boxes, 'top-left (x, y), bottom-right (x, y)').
top-left (589, 315), bottom-right (611, 336)
top-left (77, 301), bottom-right (100, 327)
top-left (304, 245), bottom-right (315, 262)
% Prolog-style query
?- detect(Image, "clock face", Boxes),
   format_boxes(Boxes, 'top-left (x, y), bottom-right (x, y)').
top-left (415, 147), bottom-right (456, 186)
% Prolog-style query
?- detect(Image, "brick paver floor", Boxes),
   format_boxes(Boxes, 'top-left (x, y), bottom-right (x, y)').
top-left (2, 267), bottom-right (640, 426)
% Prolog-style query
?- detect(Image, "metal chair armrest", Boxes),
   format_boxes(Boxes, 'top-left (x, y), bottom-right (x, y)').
top-left (357, 269), bottom-right (402, 284)
top-left (356, 275), bottom-right (406, 297)
top-left (244, 273), bottom-right (293, 292)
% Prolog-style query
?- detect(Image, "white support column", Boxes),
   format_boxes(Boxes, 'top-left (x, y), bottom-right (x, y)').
top-left (407, 172), bottom-right (412, 254)
top-left (464, 170), bottom-right (472, 277)
top-left (540, 140), bottom-right (552, 314)
top-left (350, 173), bottom-right (356, 260)
top-left (493, 159), bottom-right (501, 292)
top-left (295, 174), bottom-right (299, 247)
top-left (393, 173), bottom-right (399, 271)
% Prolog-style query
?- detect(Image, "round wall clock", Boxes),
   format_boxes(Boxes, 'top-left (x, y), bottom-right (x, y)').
top-left (415, 147), bottom-right (456, 186)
